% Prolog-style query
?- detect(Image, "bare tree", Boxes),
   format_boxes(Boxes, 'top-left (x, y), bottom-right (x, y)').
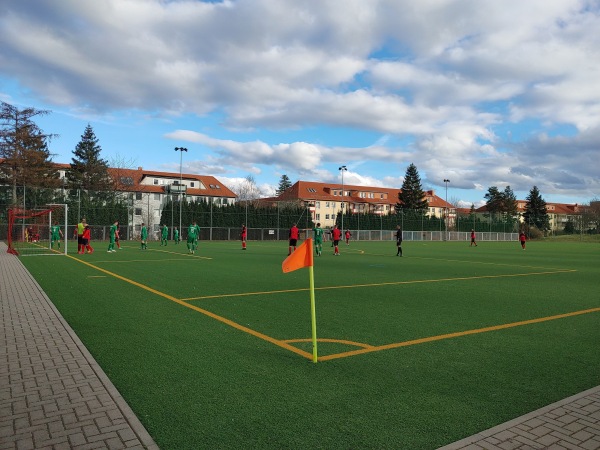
top-left (0, 102), bottom-right (59, 204)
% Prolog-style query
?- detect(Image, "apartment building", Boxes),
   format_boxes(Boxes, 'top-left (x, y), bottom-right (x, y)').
top-left (263, 180), bottom-right (454, 228)
top-left (474, 201), bottom-right (586, 231)
top-left (54, 165), bottom-right (237, 233)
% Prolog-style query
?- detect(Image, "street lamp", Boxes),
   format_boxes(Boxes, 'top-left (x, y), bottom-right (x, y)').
top-left (443, 179), bottom-right (450, 240)
top-left (339, 165), bottom-right (347, 232)
top-left (175, 147), bottom-right (188, 235)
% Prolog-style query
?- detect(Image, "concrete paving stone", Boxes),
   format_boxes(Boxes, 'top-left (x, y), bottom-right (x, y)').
top-left (496, 438), bottom-right (522, 449)
top-left (512, 434), bottom-right (546, 448)
top-left (67, 432), bottom-right (87, 447)
top-left (537, 433), bottom-right (563, 447)
top-left (564, 421), bottom-right (588, 433)
top-left (522, 417), bottom-right (546, 429)
top-left (124, 441), bottom-right (147, 449)
top-left (551, 430), bottom-right (586, 445)
top-left (559, 414), bottom-right (584, 425)
top-left (107, 436), bottom-right (127, 449)
top-left (512, 425), bottom-right (541, 441)
top-left (583, 424), bottom-right (600, 436)
top-left (580, 439), bottom-right (600, 450)
top-left (573, 430), bottom-right (596, 442)
top-left (582, 404), bottom-right (600, 414)
top-left (557, 440), bottom-right (589, 450)
top-left (72, 442), bottom-right (108, 450)
top-left (529, 425), bottom-right (554, 437)
top-left (14, 437), bottom-right (34, 450)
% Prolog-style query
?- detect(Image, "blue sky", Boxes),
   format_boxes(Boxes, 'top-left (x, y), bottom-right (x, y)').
top-left (1, 0), bottom-right (599, 207)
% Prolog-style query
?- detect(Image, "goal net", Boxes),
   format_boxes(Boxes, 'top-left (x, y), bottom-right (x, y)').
top-left (7, 204), bottom-right (68, 256)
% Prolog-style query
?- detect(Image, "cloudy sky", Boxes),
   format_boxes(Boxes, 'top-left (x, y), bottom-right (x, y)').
top-left (1, 0), bottom-right (599, 206)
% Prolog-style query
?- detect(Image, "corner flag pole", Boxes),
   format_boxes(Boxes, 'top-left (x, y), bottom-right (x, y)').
top-left (308, 256), bottom-right (318, 363)
top-left (281, 238), bottom-right (318, 363)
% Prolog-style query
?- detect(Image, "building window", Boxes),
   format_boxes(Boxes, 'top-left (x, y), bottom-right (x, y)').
top-left (135, 208), bottom-right (142, 216)
top-left (135, 192), bottom-right (142, 200)
top-left (325, 214), bottom-right (330, 220)
top-left (315, 201), bottom-right (320, 208)
top-left (154, 193), bottom-right (161, 200)
top-left (316, 213), bottom-right (320, 220)
top-left (332, 202), bottom-right (336, 208)
top-left (190, 182), bottom-right (195, 187)
top-left (153, 179), bottom-right (158, 185)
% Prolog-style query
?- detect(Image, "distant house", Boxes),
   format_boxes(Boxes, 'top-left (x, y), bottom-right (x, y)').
top-left (53, 164), bottom-right (237, 234)
top-left (261, 180), bottom-right (454, 228)
top-left (474, 201), bottom-right (585, 232)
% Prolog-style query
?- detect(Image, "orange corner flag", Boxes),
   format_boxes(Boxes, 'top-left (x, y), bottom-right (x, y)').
top-left (282, 238), bottom-right (314, 273)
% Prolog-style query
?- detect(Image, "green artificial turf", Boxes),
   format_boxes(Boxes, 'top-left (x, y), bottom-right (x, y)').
top-left (20, 239), bottom-right (600, 449)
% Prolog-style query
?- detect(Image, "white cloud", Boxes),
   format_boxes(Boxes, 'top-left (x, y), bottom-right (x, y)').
top-left (1, 0), bottom-right (599, 204)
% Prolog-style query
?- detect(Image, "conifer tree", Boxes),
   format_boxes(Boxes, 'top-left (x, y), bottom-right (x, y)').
top-left (67, 124), bottom-right (112, 192)
top-left (524, 185), bottom-right (550, 231)
top-left (276, 174), bottom-right (292, 195)
top-left (395, 163), bottom-right (428, 213)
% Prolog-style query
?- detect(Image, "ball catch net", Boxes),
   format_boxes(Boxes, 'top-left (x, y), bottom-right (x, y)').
top-left (6, 204), bottom-right (68, 256)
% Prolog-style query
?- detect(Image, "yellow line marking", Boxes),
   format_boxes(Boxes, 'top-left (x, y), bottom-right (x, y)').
top-left (356, 251), bottom-right (569, 271)
top-left (64, 254), bottom-right (589, 364)
top-left (284, 338), bottom-right (375, 349)
top-left (66, 255), bottom-right (313, 361)
top-left (318, 307), bottom-right (600, 361)
top-left (181, 269), bottom-right (576, 301)
top-left (87, 275), bottom-right (106, 278)
top-left (93, 258), bottom-right (196, 264)
top-left (148, 248), bottom-right (212, 260)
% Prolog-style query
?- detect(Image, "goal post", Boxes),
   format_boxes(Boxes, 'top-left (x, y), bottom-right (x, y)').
top-left (7, 203), bottom-right (68, 256)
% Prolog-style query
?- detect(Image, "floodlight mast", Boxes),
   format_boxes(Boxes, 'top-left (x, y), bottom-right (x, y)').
top-left (339, 165), bottom-right (347, 232)
top-left (175, 147), bottom-right (188, 235)
top-left (443, 179), bottom-right (450, 241)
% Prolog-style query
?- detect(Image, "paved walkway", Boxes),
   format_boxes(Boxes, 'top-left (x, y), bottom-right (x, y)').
top-left (0, 242), bottom-right (158, 450)
top-left (440, 386), bottom-right (600, 449)
top-left (1, 243), bottom-right (599, 450)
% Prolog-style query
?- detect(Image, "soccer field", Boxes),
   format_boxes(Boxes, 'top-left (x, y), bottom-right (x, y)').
top-left (20, 239), bottom-right (600, 449)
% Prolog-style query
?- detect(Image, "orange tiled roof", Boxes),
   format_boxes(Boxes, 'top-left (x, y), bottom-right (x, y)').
top-left (52, 162), bottom-right (236, 198)
top-left (271, 180), bottom-right (453, 208)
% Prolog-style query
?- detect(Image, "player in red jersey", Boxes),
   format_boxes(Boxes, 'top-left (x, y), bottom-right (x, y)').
top-left (470, 229), bottom-right (478, 247)
top-left (331, 224), bottom-right (342, 255)
top-left (241, 224), bottom-right (247, 250)
top-left (82, 225), bottom-right (94, 254)
top-left (288, 223), bottom-right (299, 255)
top-left (519, 231), bottom-right (527, 250)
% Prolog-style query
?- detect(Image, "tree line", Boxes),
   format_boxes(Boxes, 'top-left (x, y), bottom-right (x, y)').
top-left (2, 101), bottom-right (597, 235)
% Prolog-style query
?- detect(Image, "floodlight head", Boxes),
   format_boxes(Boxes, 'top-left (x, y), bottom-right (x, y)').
top-left (339, 165), bottom-right (347, 171)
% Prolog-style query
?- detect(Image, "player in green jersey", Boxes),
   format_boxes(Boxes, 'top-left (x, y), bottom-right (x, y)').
top-left (160, 224), bottom-right (169, 246)
top-left (50, 222), bottom-right (63, 249)
top-left (192, 222), bottom-right (200, 249)
top-left (107, 220), bottom-right (118, 252)
top-left (313, 222), bottom-right (324, 256)
top-left (187, 221), bottom-right (198, 254)
top-left (174, 227), bottom-right (180, 244)
top-left (140, 222), bottom-right (148, 250)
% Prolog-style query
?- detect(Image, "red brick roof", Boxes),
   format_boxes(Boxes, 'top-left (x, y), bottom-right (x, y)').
top-left (268, 180), bottom-right (452, 208)
top-left (52, 163), bottom-right (236, 198)
top-left (476, 201), bottom-right (582, 215)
